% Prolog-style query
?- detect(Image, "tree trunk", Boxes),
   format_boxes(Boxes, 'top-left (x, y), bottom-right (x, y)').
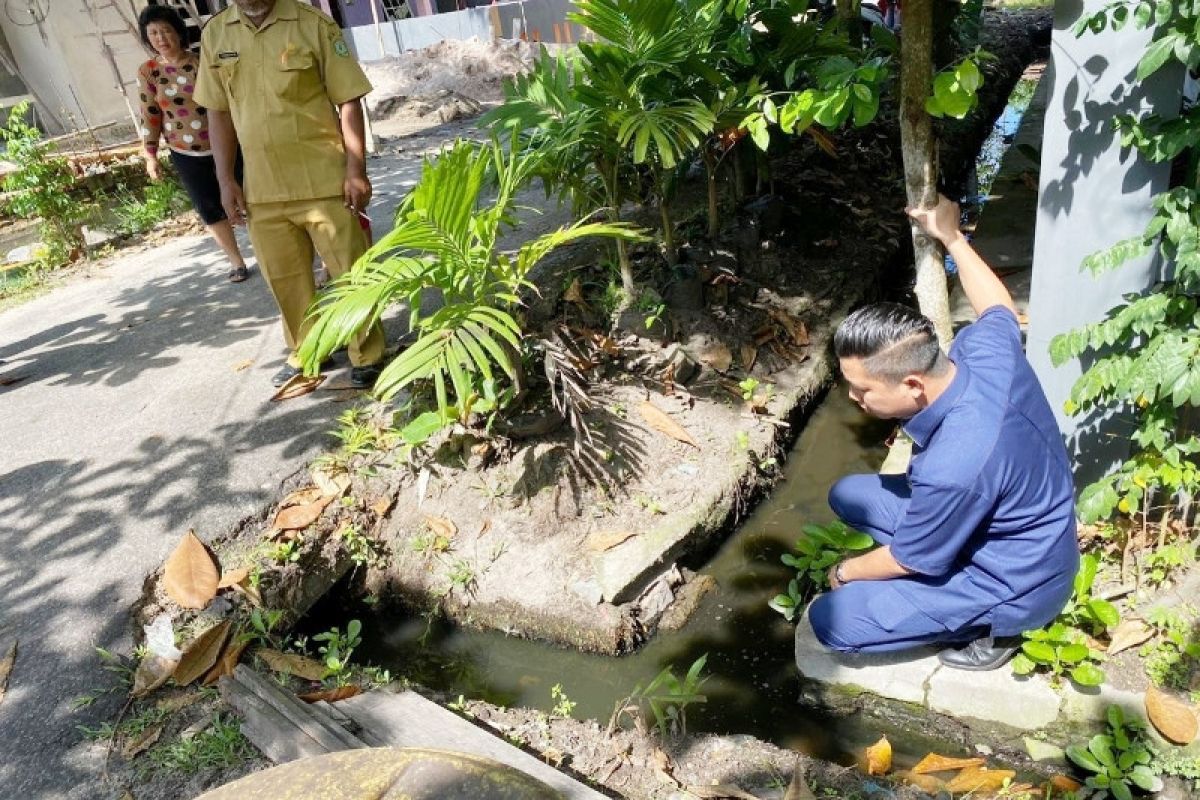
top-left (837, 0), bottom-right (861, 47)
top-left (703, 147), bottom-right (720, 240)
top-left (599, 156), bottom-right (636, 296)
top-left (899, 0), bottom-right (953, 346)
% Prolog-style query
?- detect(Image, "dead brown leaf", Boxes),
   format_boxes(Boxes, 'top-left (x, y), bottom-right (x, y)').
top-left (698, 342), bottom-right (733, 372)
top-left (684, 785), bottom-right (759, 800)
top-left (371, 495), bottom-right (395, 517)
top-left (232, 359), bottom-right (254, 372)
top-left (156, 692), bottom-right (205, 714)
top-left (862, 736), bottom-right (892, 775)
top-left (311, 467), bottom-right (352, 498)
top-left (121, 723), bottom-right (163, 760)
top-left (739, 344), bottom-right (757, 372)
top-left (911, 753), bottom-right (986, 774)
top-left (297, 685), bottom-right (362, 703)
top-left (944, 767), bottom-right (1015, 794)
top-left (805, 126), bottom-right (838, 158)
top-left (216, 566), bottom-right (251, 590)
top-left (202, 639), bottom-right (248, 686)
top-left (1048, 775), bottom-right (1083, 794)
top-left (270, 373), bottom-right (325, 402)
top-left (256, 648), bottom-right (328, 681)
top-left (650, 747), bottom-right (676, 786)
top-left (281, 487), bottom-right (324, 507)
top-left (272, 495), bottom-right (333, 531)
top-left (1145, 684), bottom-right (1199, 744)
top-left (173, 620), bottom-right (233, 687)
top-left (783, 762), bottom-right (816, 800)
top-left (894, 770), bottom-right (945, 794)
top-left (1106, 618), bottom-right (1155, 656)
top-left (638, 401), bottom-right (699, 448)
top-left (0, 374), bottom-right (28, 387)
top-left (424, 515), bottom-right (457, 540)
top-left (162, 530), bottom-right (220, 610)
top-left (768, 309), bottom-right (810, 346)
top-left (232, 581), bottom-right (262, 607)
top-left (586, 530), bottom-right (638, 552)
top-left (0, 640), bottom-right (14, 707)
top-left (131, 654), bottom-right (179, 698)
top-left (564, 277), bottom-right (585, 304)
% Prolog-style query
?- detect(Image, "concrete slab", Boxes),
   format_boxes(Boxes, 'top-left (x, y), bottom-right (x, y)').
top-left (927, 662), bottom-right (1061, 729)
top-left (794, 612), bottom-right (937, 705)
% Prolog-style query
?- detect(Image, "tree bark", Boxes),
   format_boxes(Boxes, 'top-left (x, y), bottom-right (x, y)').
top-left (899, 0), bottom-right (953, 346)
top-left (836, 0), bottom-right (861, 47)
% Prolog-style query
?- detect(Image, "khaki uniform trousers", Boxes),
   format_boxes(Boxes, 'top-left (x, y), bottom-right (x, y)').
top-left (247, 196), bottom-right (385, 369)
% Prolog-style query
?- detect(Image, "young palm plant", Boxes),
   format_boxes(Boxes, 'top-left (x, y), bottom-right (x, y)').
top-left (298, 139), bottom-right (645, 443)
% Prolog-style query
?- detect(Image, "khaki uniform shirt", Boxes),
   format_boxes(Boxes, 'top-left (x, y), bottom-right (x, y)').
top-left (194, 0), bottom-right (371, 204)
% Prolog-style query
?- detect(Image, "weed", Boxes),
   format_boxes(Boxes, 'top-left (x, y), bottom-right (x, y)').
top-left (1140, 606), bottom-right (1200, 691)
top-left (112, 177), bottom-right (188, 235)
top-left (738, 377), bottom-right (760, 401)
top-left (1059, 554), bottom-right (1120, 638)
top-left (770, 522), bottom-right (876, 620)
top-left (448, 694), bottom-right (470, 713)
top-left (550, 683), bottom-right (577, 719)
top-left (472, 477), bottom-right (509, 508)
top-left (1066, 706), bottom-right (1160, 800)
top-left (1011, 623), bottom-right (1106, 687)
top-left (78, 705), bottom-right (167, 742)
top-left (361, 665), bottom-right (395, 689)
top-left (734, 431), bottom-right (751, 451)
top-left (339, 524), bottom-right (383, 568)
top-left (612, 655), bottom-right (708, 739)
top-left (239, 608), bottom-right (286, 650)
top-left (599, 281), bottom-right (629, 318)
top-left (635, 495), bottom-right (665, 515)
top-left (313, 620), bottom-right (362, 683)
top-left (411, 530), bottom-right (452, 556)
top-left (269, 540), bottom-right (301, 564)
top-left (147, 713), bottom-right (253, 776)
top-left (446, 559), bottom-right (476, 594)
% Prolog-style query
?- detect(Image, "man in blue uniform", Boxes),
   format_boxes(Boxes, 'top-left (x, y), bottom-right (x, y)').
top-left (807, 195), bottom-right (1079, 670)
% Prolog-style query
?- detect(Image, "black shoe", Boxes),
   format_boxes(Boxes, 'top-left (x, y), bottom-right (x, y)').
top-left (271, 359), bottom-right (332, 387)
top-left (937, 636), bottom-right (1022, 671)
top-left (349, 364), bottom-right (383, 390)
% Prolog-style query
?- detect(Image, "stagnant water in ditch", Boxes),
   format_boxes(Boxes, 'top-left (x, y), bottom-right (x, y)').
top-left (304, 391), bottom-right (967, 767)
top-left (300, 67), bottom-right (1047, 768)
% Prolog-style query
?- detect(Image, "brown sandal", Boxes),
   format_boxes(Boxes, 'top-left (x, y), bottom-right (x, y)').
top-left (229, 265), bottom-right (249, 283)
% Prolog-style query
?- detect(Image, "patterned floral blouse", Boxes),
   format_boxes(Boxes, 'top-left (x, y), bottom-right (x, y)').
top-left (137, 55), bottom-right (210, 155)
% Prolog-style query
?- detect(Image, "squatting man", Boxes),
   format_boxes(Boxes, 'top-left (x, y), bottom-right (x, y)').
top-left (806, 195), bottom-right (1080, 671)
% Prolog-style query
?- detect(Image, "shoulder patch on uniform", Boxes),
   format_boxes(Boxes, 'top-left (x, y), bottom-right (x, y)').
top-left (333, 39), bottom-right (350, 57)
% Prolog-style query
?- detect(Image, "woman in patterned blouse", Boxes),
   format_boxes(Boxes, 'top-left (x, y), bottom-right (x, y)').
top-left (136, 4), bottom-right (250, 282)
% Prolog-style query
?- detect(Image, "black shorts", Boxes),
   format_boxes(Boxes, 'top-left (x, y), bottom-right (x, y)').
top-left (168, 149), bottom-right (243, 226)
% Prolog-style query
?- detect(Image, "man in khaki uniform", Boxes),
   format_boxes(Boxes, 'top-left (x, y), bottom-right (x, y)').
top-left (194, 0), bottom-right (385, 388)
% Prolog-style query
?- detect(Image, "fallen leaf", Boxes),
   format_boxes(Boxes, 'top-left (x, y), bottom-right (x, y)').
top-left (232, 359), bottom-right (254, 372)
top-left (638, 401), bottom-right (699, 448)
top-left (216, 567), bottom-right (251, 590)
top-left (1106, 618), bottom-right (1155, 656)
top-left (424, 515), bottom-right (457, 540)
top-left (416, 468), bottom-right (431, 507)
top-left (281, 487), bottom-right (324, 507)
top-left (698, 342), bottom-right (733, 372)
top-left (784, 761), bottom-right (817, 800)
top-left (0, 640), bottom-right (14, 707)
top-left (739, 344), bottom-right (757, 372)
top-left (173, 620), bottom-right (233, 687)
top-left (270, 373), bottom-right (325, 402)
top-left (564, 277), bottom-right (585, 304)
top-left (0, 374), bottom-right (28, 387)
top-left (477, 519), bottom-right (492, 537)
top-left (256, 648), bottom-right (328, 681)
top-left (163, 530), bottom-right (220, 610)
top-left (769, 309), bottom-right (810, 346)
top-left (894, 770), bottom-right (945, 794)
top-left (586, 530), bottom-right (638, 552)
top-left (1048, 774), bottom-right (1083, 794)
top-left (202, 639), bottom-right (247, 686)
top-left (311, 467), bottom-right (351, 498)
top-left (232, 581), bottom-right (262, 607)
top-left (131, 654), bottom-right (179, 698)
top-left (1145, 684), bottom-right (1199, 744)
top-left (684, 785), bottom-right (760, 799)
top-left (912, 753), bottom-right (986, 774)
top-left (650, 747), bottom-right (676, 785)
top-left (371, 495), bottom-right (395, 517)
top-left (945, 767), bottom-right (1015, 793)
top-left (121, 723), bottom-right (163, 759)
top-left (272, 496), bottom-right (333, 531)
top-left (156, 692), bottom-right (205, 714)
top-left (862, 736), bottom-right (892, 775)
top-left (298, 685), bottom-right (361, 703)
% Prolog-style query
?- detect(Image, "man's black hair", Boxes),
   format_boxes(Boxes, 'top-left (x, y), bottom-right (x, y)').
top-left (834, 302), bottom-right (950, 382)
top-left (138, 4), bottom-right (189, 49)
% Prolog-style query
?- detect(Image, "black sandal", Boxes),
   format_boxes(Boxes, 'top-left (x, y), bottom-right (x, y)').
top-left (229, 265), bottom-right (249, 283)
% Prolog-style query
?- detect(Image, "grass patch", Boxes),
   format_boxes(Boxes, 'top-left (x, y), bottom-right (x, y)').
top-left (147, 713), bottom-right (253, 777)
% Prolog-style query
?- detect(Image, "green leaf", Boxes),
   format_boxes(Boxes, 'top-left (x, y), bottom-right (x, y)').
top-left (1059, 643), bottom-right (1090, 663)
top-left (1110, 779), bottom-right (1133, 800)
top-left (1010, 653), bottom-right (1036, 675)
top-left (1022, 641), bottom-right (1057, 663)
top-left (1067, 744), bottom-right (1104, 774)
top-left (1138, 35), bottom-right (1179, 80)
top-left (1088, 599), bottom-right (1120, 628)
top-left (1071, 662), bottom-right (1106, 686)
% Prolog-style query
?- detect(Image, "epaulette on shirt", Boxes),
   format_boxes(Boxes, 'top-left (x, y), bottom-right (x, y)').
top-left (200, 5), bottom-right (234, 30)
top-left (295, 1), bottom-right (338, 27)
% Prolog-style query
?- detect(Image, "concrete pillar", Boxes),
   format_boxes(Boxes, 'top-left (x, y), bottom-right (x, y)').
top-left (1027, 0), bottom-right (1183, 485)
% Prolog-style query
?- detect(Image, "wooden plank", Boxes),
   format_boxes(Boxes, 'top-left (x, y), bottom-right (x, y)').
top-left (312, 700), bottom-right (388, 748)
top-left (220, 676), bottom-right (329, 764)
top-left (338, 691), bottom-right (609, 800)
top-left (232, 666), bottom-right (366, 752)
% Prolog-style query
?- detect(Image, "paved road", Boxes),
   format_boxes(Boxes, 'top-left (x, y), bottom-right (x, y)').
top-left (0, 146), bottom-right (439, 798)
